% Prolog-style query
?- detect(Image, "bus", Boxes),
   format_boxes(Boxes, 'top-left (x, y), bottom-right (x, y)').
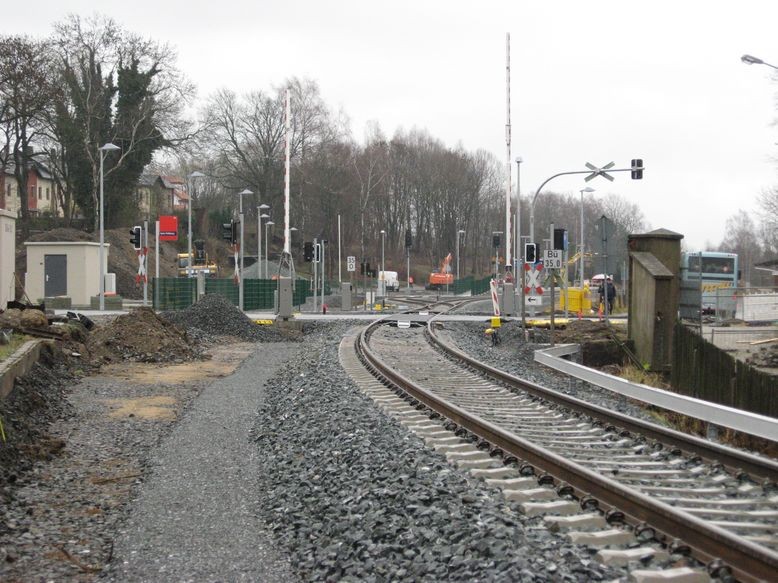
top-left (680, 251), bottom-right (738, 316)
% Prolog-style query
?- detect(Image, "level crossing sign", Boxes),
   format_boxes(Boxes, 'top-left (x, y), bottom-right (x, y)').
top-left (347, 256), bottom-right (356, 272)
top-left (524, 262), bottom-right (544, 294)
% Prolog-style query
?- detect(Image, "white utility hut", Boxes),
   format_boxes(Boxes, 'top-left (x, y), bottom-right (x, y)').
top-left (25, 241), bottom-right (109, 307)
top-left (0, 209), bottom-right (16, 309)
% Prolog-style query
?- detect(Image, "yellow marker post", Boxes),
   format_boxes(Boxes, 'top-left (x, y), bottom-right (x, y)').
top-left (490, 316), bottom-right (501, 329)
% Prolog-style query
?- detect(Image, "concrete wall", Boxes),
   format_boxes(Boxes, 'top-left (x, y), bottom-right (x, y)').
top-left (0, 209), bottom-right (15, 309)
top-left (25, 242), bottom-right (108, 306)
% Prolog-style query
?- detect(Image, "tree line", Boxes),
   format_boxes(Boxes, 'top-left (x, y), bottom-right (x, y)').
top-left (2, 14), bottom-right (654, 280)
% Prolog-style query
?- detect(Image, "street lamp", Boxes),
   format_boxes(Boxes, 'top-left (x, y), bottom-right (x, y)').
top-left (265, 221), bottom-right (274, 279)
top-left (514, 157), bottom-right (523, 274)
top-left (379, 229), bottom-right (386, 297)
top-left (98, 142), bottom-right (120, 311)
top-left (257, 204), bottom-right (269, 278)
top-left (741, 54), bottom-right (778, 70)
top-left (187, 171), bottom-right (205, 275)
top-left (456, 229), bottom-right (465, 281)
top-left (237, 189), bottom-right (252, 310)
top-left (579, 187), bottom-right (595, 286)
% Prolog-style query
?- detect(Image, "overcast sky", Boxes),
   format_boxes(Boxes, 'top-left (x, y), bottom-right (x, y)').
top-left (3, 0), bottom-right (778, 250)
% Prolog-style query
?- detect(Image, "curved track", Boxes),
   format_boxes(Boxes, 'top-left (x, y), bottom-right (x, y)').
top-left (354, 305), bottom-right (778, 582)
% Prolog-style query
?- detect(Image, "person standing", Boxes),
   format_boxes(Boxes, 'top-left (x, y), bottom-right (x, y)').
top-left (606, 277), bottom-right (616, 314)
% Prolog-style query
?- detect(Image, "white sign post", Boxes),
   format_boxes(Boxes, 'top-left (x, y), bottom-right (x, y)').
top-left (347, 255), bottom-right (356, 272)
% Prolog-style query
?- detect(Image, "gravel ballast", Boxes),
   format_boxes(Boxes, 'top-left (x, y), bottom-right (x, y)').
top-left (442, 320), bottom-right (658, 423)
top-left (252, 322), bottom-right (623, 582)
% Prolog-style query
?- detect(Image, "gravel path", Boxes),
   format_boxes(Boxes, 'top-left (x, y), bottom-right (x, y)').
top-left (102, 342), bottom-right (303, 582)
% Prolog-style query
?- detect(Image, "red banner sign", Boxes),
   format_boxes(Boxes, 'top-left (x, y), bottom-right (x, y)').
top-left (159, 215), bottom-right (178, 241)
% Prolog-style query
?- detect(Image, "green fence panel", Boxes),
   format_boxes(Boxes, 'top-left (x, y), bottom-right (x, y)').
top-left (453, 276), bottom-right (474, 295)
top-left (471, 276), bottom-right (492, 296)
top-left (152, 278), bottom-right (196, 310)
top-left (205, 278), bottom-right (239, 306)
top-left (293, 278), bottom-right (311, 306)
top-left (244, 279), bottom-right (276, 310)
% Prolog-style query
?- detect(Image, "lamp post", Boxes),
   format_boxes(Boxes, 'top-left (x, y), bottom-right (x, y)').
top-left (187, 171), bottom-right (205, 275)
top-left (98, 142), bottom-right (120, 311)
top-left (379, 229), bottom-right (386, 297)
top-left (257, 204), bottom-right (269, 278)
top-left (514, 157), bottom-right (523, 274)
top-left (265, 221), bottom-right (274, 279)
top-left (741, 54), bottom-right (778, 70)
top-left (456, 229), bottom-right (465, 281)
top-left (237, 189), bottom-right (252, 310)
top-left (579, 187), bottom-right (595, 286)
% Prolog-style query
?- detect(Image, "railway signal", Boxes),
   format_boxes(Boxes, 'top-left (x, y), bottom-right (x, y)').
top-left (524, 242), bottom-right (537, 263)
top-left (129, 225), bottom-right (142, 250)
top-left (303, 242), bottom-right (314, 262)
top-left (631, 158), bottom-right (644, 179)
top-left (221, 220), bottom-right (238, 245)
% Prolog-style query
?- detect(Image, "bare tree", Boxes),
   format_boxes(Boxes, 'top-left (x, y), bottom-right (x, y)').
top-left (52, 14), bottom-right (195, 229)
top-left (0, 35), bottom-right (55, 233)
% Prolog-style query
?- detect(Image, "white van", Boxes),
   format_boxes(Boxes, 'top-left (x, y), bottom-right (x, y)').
top-left (379, 270), bottom-right (399, 292)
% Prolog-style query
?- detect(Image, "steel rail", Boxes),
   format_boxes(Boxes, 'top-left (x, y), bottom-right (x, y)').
top-left (426, 322), bottom-right (778, 483)
top-left (356, 318), bottom-right (778, 582)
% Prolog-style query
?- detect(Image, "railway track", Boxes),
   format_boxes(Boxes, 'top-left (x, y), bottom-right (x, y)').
top-left (348, 305), bottom-right (778, 582)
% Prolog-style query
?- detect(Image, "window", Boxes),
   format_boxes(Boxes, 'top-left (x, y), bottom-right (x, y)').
top-left (38, 186), bottom-right (42, 199)
top-left (46, 187), bottom-right (49, 200)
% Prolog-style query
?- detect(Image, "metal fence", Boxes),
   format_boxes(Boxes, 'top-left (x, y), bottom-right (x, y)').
top-left (681, 285), bottom-right (778, 323)
top-left (152, 277), bottom-right (315, 311)
top-left (152, 278), bottom-right (197, 310)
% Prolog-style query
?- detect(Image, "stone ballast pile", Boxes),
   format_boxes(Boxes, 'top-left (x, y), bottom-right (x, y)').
top-left (252, 322), bottom-right (623, 581)
top-left (161, 294), bottom-right (287, 342)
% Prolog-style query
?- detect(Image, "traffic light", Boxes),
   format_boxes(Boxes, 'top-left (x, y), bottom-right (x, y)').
top-left (303, 242), bottom-right (314, 262)
top-left (221, 220), bottom-right (238, 245)
top-left (405, 230), bottom-right (412, 248)
top-left (524, 242), bottom-right (537, 263)
top-left (492, 234), bottom-right (501, 248)
top-left (631, 158), bottom-right (643, 180)
top-left (129, 225), bottom-right (142, 250)
top-left (553, 228), bottom-right (567, 251)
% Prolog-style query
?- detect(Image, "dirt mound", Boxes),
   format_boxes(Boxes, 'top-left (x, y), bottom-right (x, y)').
top-left (87, 307), bottom-right (200, 364)
top-left (161, 294), bottom-right (289, 342)
top-left (552, 319), bottom-right (624, 343)
top-left (0, 346), bottom-right (75, 494)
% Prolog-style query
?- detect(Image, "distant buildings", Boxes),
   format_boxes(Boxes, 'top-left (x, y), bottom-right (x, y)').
top-left (0, 160), bottom-right (62, 217)
top-left (136, 175), bottom-right (189, 218)
top-left (0, 165), bottom-right (190, 221)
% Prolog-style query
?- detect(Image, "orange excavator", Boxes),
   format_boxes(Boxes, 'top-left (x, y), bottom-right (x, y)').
top-left (427, 253), bottom-right (454, 290)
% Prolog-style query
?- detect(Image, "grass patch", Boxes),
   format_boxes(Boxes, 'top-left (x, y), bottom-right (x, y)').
top-left (0, 333), bottom-right (31, 362)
